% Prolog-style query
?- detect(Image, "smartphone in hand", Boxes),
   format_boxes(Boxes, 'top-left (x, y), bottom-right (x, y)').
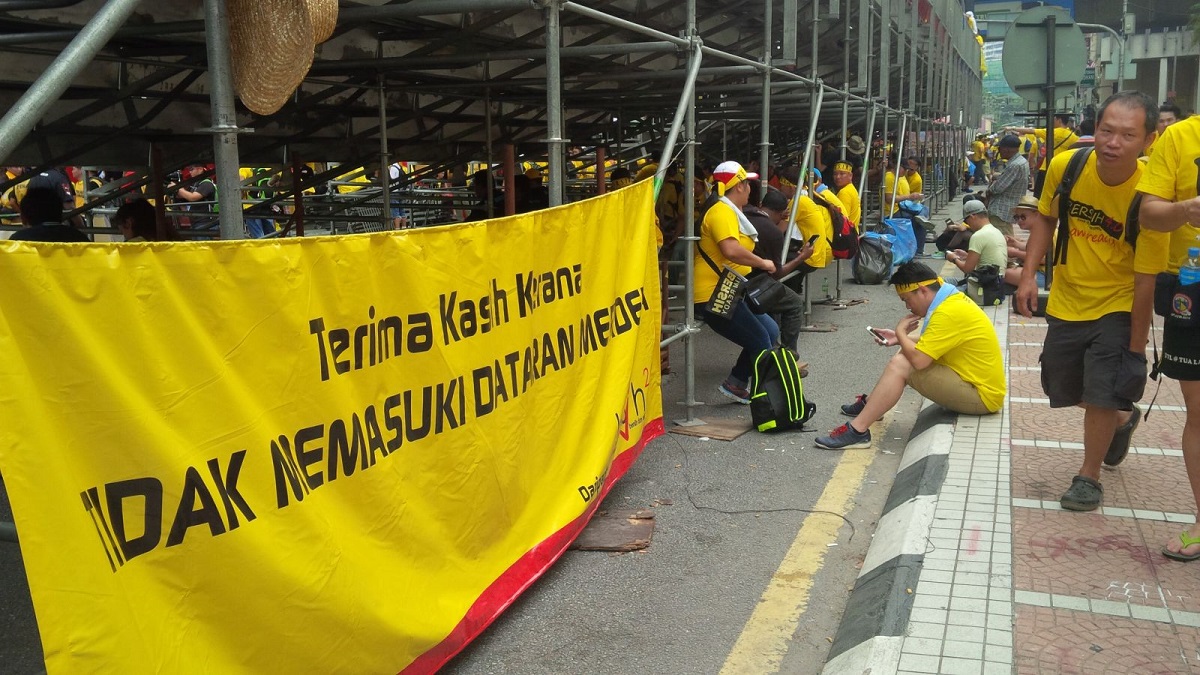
top-left (807, 234), bottom-right (820, 246)
top-left (866, 326), bottom-right (887, 344)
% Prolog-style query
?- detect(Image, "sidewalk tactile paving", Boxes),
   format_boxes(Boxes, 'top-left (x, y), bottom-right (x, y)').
top-left (1014, 605), bottom-right (1198, 674)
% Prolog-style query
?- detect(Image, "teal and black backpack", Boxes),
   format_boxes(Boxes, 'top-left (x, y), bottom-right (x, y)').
top-left (749, 348), bottom-right (816, 432)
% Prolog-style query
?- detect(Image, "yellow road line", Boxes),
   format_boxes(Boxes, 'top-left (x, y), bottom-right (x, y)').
top-left (719, 425), bottom-right (881, 674)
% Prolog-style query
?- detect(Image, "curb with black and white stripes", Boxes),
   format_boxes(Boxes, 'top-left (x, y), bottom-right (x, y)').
top-left (821, 401), bottom-right (956, 674)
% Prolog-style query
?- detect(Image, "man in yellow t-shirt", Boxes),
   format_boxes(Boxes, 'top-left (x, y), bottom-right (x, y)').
top-left (694, 160), bottom-right (780, 403)
top-left (882, 153), bottom-right (922, 216)
top-left (1145, 103), bottom-right (1184, 157)
top-left (1136, 112), bottom-right (1200, 560)
top-left (815, 261), bottom-right (1005, 449)
top-left (830, 161), bottom-right (861, 230)
top-left (1009, 114), bottom-right (1079, 197)
top-left (903, 157), bottom-right (924, 196)
top-left (1014, 92), bottom-right (1169, 512)
top-left (969, 135), bottom-right (988, 188)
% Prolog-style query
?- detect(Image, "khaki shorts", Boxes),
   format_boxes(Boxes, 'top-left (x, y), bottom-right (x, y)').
top-left (908, 362), bottom-right (993, 415)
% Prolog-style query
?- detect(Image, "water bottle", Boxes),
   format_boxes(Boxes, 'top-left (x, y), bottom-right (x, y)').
top-left (821, 277), bottom-right (830, 297)
top-left (1181, 247), bottom-right (1200, 286)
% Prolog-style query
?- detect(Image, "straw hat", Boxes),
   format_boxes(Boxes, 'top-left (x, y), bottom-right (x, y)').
top-left (1012, 195), bottom-right (1039, 213)
top-left (228, 0), bottom-right (338, 115)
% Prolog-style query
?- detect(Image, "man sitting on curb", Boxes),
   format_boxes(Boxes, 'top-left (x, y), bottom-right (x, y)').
top-left (815, 261), bottom-right (1007, 450)
top-left (946, 199), bottom-right (1007, 278)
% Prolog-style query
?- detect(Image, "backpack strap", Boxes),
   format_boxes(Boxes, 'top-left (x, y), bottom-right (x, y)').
top-left (1125, 193), bottom-right (1142, 249)
top-left (1053, 147), bottom-right (1093, 266)
top-left (695, 240), bottom-right (723, 275)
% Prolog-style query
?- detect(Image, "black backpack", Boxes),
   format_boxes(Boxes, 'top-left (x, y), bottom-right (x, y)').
top-left (749, 348), bottom-right (816, 432)
top-left (811, 190), bottom-right (859, 259)
top-left (1052, 147), bottom-right (1140, 266)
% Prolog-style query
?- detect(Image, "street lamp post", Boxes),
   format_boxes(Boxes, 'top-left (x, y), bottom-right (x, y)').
top-left (1077, 22), bottom-right (1125, 91)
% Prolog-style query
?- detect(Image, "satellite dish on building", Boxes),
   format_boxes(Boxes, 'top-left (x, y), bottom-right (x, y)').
top-left (1001, 6), bottom-right (1086, 105)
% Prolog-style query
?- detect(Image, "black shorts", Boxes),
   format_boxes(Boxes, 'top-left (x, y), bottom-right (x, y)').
top-left (1041, 312), bottom-right (1146, 409)
top-left (1159, 322), bottom-right (1200, 381)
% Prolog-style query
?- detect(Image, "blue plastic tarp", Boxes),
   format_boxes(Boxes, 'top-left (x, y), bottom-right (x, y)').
top-left (879, 218), bottom-right (918, 264)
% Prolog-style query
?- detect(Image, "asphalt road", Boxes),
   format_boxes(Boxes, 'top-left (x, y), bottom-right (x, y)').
top-left (445, 262), bottom-right (930, 675)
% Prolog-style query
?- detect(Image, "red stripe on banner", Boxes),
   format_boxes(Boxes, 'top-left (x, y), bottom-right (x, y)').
top-left (400, 417), bottom-right (665, 675)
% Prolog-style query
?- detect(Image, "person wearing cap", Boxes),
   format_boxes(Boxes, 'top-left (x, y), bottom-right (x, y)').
top-left (1002, 195), bottom-right (1045, 288)
top-left (1014, 91), bottom-right (1170, 512)
top-left (170, 165), bottom-right (218, 231)
top-left (1007, 113), bottom-right (1080, 197)
top-left (946, 199), bottom-right (1006, 277)
top-left (978, 134), bottom-right (1029, 236)
top-left (695, 161), bottom-right (781, 404)
top-left (815, 261), bottom-right (1005, 450)
top-left (1136, 101), bottom-right (1200, 560)
top-left (830, 160), bottom-right (861, 230)
top-left (844, 135), bottom-right (867, 173)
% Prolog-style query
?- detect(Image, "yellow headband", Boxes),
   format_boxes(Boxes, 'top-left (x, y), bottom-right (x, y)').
top-left (833, 162), bottom-right (853, 173)
top-left (778, 176), bottom-right (796, 188)
top-left (894, 277), bottom-right (943, 295)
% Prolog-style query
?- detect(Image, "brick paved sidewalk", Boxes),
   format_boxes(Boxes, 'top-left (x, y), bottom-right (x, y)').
top-left (892, 310), bottom-right (1198, 675)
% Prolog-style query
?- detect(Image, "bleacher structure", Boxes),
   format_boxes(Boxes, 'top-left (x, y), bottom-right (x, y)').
top-left (0, 0), bottom-right (983, 429)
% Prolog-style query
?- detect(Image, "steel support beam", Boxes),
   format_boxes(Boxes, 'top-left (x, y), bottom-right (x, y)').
top-left (545, 0), bottom-right (565, 206)
top-left (0, 0), bottom-right (145, 164)
top-left (203, 0), bottom-right (244, 239)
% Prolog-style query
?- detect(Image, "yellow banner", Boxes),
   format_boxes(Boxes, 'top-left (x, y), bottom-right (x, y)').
top-left (0, 181), bottom-right (662, 674)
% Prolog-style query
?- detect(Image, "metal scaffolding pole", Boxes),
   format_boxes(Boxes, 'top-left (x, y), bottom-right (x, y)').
top-left (544, 0), bottom-right (566, 206)
top-left (0, 0), bottom-right (145, 164)
top-left (204, 0), bottom-right (245, 239)
top-left (857, 104), bottom-right (878, 213)
top-left (652, 43), bottom-right (703, 197)
top-left (834, 0), bottom-right (851, 302)
top-left (908, 0), bottom-right (919, 113)
top-left (682, 0), bottom-right (700, 423)
top-left (758, 0), bottom-right (772, 199)
top-left (378, 77), bottom-right (391, 228)
top-left (785, 82), bottom-right (825, 269)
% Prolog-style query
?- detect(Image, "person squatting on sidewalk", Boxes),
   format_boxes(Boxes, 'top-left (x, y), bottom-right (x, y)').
top-left (1136, 109), bottom-right (1200, 560)
top-left (815, 262), bottom-right (1006, 450)
top-left (692, 161), bottom-right (780, 404)
top-left (1014, 91), bottom-right (1170, 512)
